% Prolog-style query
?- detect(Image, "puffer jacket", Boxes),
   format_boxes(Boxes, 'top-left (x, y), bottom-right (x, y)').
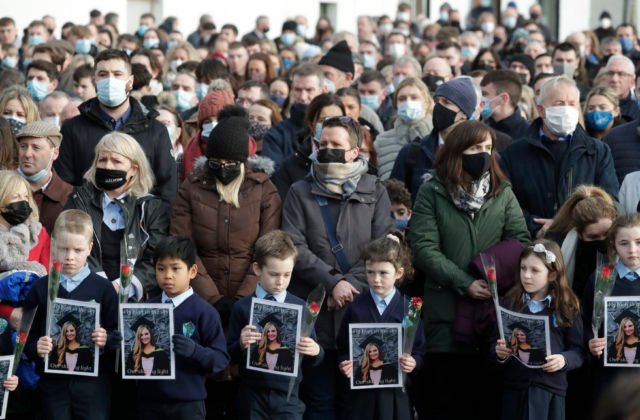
top-left (374, 115), bottom-right (433, 180)
top-left (170, 155), bottom-right (281, 303)
top-left (65, 182), bottom-right (170, 297)
top-left (410, 175), bottom-right (529, 353)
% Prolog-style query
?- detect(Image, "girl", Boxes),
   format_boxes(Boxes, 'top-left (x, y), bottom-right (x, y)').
top-left (126, 317), bottom-right (169, 376)
top-left (584, 214), bottom-right (640, 400)
top-left (548, 185), bottom-right (618, 297)
top-left (583, 86), bottom-right (621, 139)
top-left (337, 233), bottom-right (426, 420)
top-left (495, 239), bottom-right (584, 420)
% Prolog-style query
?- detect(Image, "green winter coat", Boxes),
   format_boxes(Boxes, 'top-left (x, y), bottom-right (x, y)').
top-left (410, 175), bottom-right (530, 353)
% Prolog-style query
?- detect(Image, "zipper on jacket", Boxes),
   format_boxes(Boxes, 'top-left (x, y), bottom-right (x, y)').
top-left (566, 167), bottom-right (573, 197)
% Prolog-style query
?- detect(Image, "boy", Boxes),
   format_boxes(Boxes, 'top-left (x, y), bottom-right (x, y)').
top-left (227, 230), bottom-right (324, 419)
top-left (136, 235), bottom-right (228, 420)
top-left (383, 179), bottom-right (412, 232)
top-left (24, 209), bottom-right (119, 420)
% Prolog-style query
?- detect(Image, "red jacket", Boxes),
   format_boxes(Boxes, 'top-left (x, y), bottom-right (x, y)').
top-left (28, 227), bottom-right (50, 271)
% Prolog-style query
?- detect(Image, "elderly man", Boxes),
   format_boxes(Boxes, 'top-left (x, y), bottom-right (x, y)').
top-left (501, 76), bottom-right (619, 238)
top-left (602, 54), bottom-right (640, 122)
top-left (422, 56), bottom-right (453, 92)
top-left (16, 121), bottom-right (73, 233)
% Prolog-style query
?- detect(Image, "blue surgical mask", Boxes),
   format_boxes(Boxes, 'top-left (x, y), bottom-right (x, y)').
top-left (363, 53), bottom-right (376, 70)
top-left (461, 46), bottom-right (479, 60)
top-left (315, 122), bottom-right (323, 140)
top-left (360, 95), bottom-right (380, 110)
top-left (620, 36), bottom-right (633, 53)
top-left (392, 75), bottom-right (406, 89)
top-left (386, 83), bottom-right (395, 95)
top-left (282, 58), bottom-right (294, 70)
top-left (143, 38), bottom-right (160, 49)
top-left (137, 25), bottom-right (149, 37)
top-left (195, 83), bottom-right (209, 101)
top-left (280, 33), bottom-right (296, 46)
top-left (270, 93), bottom-right (286, 108)
top-left (173, 89), bottom-right (194, 111)
top-left (167, 40), bottom-right (178, 51)
top-left (324, 78), bottom-right (336, 93)
top-left (2, 56), bottom-right (18, 69)
top-left (28, 35), bottom-right (45, 46)
top-left (397, 100), bottom-right (424, 122)
top-left (96, 77), bottom-right (129, 107)
top-left (585, 110), bottom-right (614, 132)
top-left (296, 24), bottom-right (307, 37)
top-left (27, 80), bottom-right (49, 101)
top-left (201, 121), bottom-right (217, 138)
top-left (75, 39), bottom-right (92, 55)
top-left (17, 148), bottom-right (54, 183)
top-left (393, 218), bottom-right (409, 231)
top-left (481, 96), bottom-right (495, 120)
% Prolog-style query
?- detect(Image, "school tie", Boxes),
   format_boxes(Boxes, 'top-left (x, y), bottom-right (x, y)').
top-left (265, 294), bottom-right (276, 301)
top-left (626, 272), bottom-right (640, 282)
top-left (165, 298), bottom-right (174, 307)
top-left (377, 299), bottom-right (387, 315)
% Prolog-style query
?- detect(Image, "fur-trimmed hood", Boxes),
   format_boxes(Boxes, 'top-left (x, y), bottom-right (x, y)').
top-left (0, 222), bottom-right (47, 275)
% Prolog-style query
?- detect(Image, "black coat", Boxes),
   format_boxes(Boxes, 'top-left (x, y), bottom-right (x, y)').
top-left (48, 345), bottom-right (93, 373)
top-left (501, 119), bottom-right (619, 236)
top-left (603, 118), bottom-right (640, 183)
top-left (353, 363), bottom-right (398, 386)
top-left (249, 345), bottom-right (295, 374)
top-left (125, 348), bottom-right (171, 376)
top-left (55, 97), bottom-right (177, 204)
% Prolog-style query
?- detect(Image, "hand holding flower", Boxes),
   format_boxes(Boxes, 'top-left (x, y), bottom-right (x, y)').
top-left (297, 337), bottom-right (320, 356)
top-left (588, 337), bottom-right (606, 357)
top-left (399, 353), bottom-right (416, 373)
top-left (37, 336), bottom-right (52, 358)
top-left (495, 339), bottom-right (512, 360)
top-left (338, 360), bottom-right (352, 378)
top-left (3, 375), bottom-right (18, 391)
top-left (91, 327), bottom-right (107, 348)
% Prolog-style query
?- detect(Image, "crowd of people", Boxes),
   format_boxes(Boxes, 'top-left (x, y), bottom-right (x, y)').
top-left (0, 0), bottom-right (639, 419)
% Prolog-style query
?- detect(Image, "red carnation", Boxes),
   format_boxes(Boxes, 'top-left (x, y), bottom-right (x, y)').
top-left (17, 331), bottom-right (27, 344)
top-left (602, 265), bottom-right (612, 279)
top-left (411, 297), bottom-right (423, 310)
top-left (486, 268), bottom-right (497, 283)
top-left (52, 261), bottom-right (62, 273)
top-left (309, 301), bottom-right (320, 315)
top-left (121, 264), bottom-right (131, 276)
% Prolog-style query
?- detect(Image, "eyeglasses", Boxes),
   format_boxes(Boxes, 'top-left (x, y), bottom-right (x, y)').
top-left (605, 70), bottom-right (634, 78)
top-left (208, 160), bottom-right (240, 170)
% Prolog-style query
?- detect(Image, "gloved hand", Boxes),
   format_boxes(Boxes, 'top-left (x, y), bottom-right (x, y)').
top-left (173, 334), bottom-right (197, 358)
top-left (107, 330), bottom-right (123, 351)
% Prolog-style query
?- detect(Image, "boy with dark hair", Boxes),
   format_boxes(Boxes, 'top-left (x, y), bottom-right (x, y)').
top-left (135, 235), bottom-right (229, 420)
top-left (228, 230), bottom-right (323, 419)
top-left (72, 64), bottom-right (96, 101)
top-left (480, 69), bottom-right (529, 140)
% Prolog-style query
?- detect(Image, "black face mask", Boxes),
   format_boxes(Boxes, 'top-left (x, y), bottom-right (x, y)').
top-left (580, 239), bottom-right (608, 256)
top-left (207, 161), bottom-right (242, 185)
top-left (462, 152), bottom-right (491, 180)
top-left (517, 73), bottom-right (528, 84)
top-left (95, 168), bottom-right (128, 191)
top-left (514, 43), bottom-right (526, 53)
top-left (422, 75), bottom-right (445, 93)
top-left (317, 148), bottom-right (347, 164)
top-left (2, 200), bottom-right (32, 226)
top-left (432, 102), bottom-right (459, 132)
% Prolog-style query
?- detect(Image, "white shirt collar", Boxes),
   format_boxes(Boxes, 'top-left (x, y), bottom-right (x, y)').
top-left (256, 283), bottom-right (287, 303)
top-left (162, 287), bottom-right (193, 308)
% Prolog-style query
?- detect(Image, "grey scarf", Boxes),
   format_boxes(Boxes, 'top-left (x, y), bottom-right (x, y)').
top-left (310, 153), bottom-right (368, 198)
top-left (450, 172), bottom-right (491, 216)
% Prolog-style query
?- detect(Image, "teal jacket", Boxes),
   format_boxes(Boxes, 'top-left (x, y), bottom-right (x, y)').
top-left (410, 175), bottom-right (530, 352)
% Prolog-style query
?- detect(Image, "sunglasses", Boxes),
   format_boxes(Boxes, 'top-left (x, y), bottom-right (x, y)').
top-left (321, 116), bottom-right (362, 142)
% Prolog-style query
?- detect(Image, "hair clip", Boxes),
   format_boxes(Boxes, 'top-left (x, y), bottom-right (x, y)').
top-left (531, 243), bottom-right (556, 264)
top-left (386, 234), bottom-right (400, 244)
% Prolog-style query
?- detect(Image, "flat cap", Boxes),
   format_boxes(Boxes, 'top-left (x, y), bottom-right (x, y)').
top-left (16, 121), bottom-right (62, 147)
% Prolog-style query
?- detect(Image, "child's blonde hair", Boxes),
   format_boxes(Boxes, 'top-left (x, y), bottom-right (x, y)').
top-left (507, 239), bottom-right (580, 327)
top-left (0, 170), bottom-right (39, 223)
top-left (52, 209), bottom-right (93, 244)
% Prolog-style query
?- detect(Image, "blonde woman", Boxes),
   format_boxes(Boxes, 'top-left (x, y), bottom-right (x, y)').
top-left (170, 116), bottom-right (281, 313)
top-left (50, 314), bottom-right (92, 371)
top-left (374, 77), bottom-right (434, 179)
top-left (65, 132), bottom-right (169, 299)
top-left (353, 336), bottom-right (397, 386)
top-left (583, 86), bottom-right (621, 139)
top-left (0, 85), bottom-right (40, 133)
top-left (250, 314), bottom-right (293, 373)
top-left (610, 313), bottom-right (640, 364)
top-left (163, 42), bottom-right (199, 88)
top-left (126, 316), bottom-right (169, 376)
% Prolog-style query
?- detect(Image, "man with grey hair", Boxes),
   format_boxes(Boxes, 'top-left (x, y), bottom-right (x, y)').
top-left (262, 64), bottom-right (326, 168)
top-left (602, 54), bottom-right (640, 122)
top-left (501, 76), bottom-right (619, 238)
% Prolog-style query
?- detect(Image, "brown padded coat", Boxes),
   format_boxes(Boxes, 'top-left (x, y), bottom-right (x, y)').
top-left (170, 156), bottom-right (281, 303)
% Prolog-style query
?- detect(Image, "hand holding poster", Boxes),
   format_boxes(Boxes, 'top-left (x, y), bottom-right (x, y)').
top-left (349, 323), bottom-right (402, 389)
top-left (498, 306), bottom-right (551, 368)
top-left (604, 297), bottom-right (640, 367)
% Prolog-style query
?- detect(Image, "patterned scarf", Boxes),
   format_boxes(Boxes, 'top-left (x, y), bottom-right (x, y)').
top-left (450, 172), bottom-right (491, 216)
top-left (310, 153), bottom-right (369, 198)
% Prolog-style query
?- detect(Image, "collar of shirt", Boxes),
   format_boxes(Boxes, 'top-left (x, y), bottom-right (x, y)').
top-left (370, 287), bottom-right (396, 314)
top-left (438, 133), bottom-right (445, 145)
top-left (255, 283), bottom-right (287, 303)
top-left (538, 127), bottom-right (572, 142)
top-left (61, 264), bottom-right (91, 292)
top-left (522, 293), bottom-right (553, 314)
top-left (617, 260), bottom-right (640, 281)
top-left (99, 105), bottom-right (132, 131)
top-left (162, 287), bottom-right (193, 308)
top-left (102, 192), bottom-right (127, 231)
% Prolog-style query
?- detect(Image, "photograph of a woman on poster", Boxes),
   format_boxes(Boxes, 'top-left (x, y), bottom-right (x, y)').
top-left (49, 313), bottom-right (92, 372)
top-left (609, 309), bottom-right (640, 364)
top-left (510, 323), bottom-right (546, 366)
top-left (353, 335), bottom-right (398, 387)
top-left (126, 316), bottom-right (170, 376)
top-left (250, 313), bottom-right (294, 373)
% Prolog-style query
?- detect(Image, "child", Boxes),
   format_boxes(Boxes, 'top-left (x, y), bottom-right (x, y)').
top-left (382, 179), bottom-right (412, 232)
top-left (336, 233), bottom-right (426, 420)
top-left (494, 239), bottom-right (584, 420)
top-left (227, 230), bottom-right (324, 420)
top-left (136, 235), bottom-right (228, 420)
top-left (23, 209), bottom-right (119, 420)
top-left (583, 213), bottom-right (640, 403)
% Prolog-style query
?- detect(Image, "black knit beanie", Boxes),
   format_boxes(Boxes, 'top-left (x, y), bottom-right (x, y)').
top-left (318, 40), bottom-right (354, 74)
top-left (205, 116), bottom-right (249, 162)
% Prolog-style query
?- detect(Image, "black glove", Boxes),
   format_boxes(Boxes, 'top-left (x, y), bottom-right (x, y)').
top-left (106, 330), bottom-right (123, 351)
top-left (214, 296), bottom-right (236, 326)
top-left (173, 334), bottom-right (196, 358)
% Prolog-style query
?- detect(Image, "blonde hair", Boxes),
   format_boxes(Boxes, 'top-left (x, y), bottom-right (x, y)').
top-left (360, 342), bottom-right (384, 383)
top-left (585, 86), bottom-right (620, 114)
top-left (548, 185), bottom-right (617, 235)
top-left (215, 163), bottom-right (245, 208)
top-left (393, 76), bottom-right (434, 115)
top-left (509, 327), bottom-right (529, 353)
top-left (257, 321), bottom-right (281, 365)
top-left (84, 132), bottom-right (155, 197)
top-left (132, 324), bottom-right (156, 372)
top-left (56, 321), bottom-right (79, 367)
top-left (163, 42), bottom-right (199, 73)
top-left (615, 317), bottom-right (638, 361)
top-left (0, 170), bottom-right (39, 222)
top-left (52, 209), bottom-right (93, 243)
top-left (0, 85), bottom-right (40, 122)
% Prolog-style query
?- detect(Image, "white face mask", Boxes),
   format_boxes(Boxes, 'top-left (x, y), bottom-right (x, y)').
top-left (389, 43), bottom-right (405, 60)
top-left (544, 106), bottom-right (579, 136)
top-left (42, 115), bottom-right (60, 128)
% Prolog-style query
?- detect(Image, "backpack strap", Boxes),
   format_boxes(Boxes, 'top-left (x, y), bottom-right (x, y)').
top-left (313, 195), bottom-right (352, 274)
top-left (404, 136), bottom-right (422, 193)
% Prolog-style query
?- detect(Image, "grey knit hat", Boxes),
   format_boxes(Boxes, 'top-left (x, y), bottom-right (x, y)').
top-left (434, 78), bottom-right (478, 119)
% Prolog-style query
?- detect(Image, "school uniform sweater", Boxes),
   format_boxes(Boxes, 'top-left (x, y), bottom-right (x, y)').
top-left (227, 292), bottom-right (324, 393)
top-left (491, 303), bottom-right (585, 397)
top-left (24, 272), bottom-right (119, 375)
top-left (137, 293), bottom-right (229, 402)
